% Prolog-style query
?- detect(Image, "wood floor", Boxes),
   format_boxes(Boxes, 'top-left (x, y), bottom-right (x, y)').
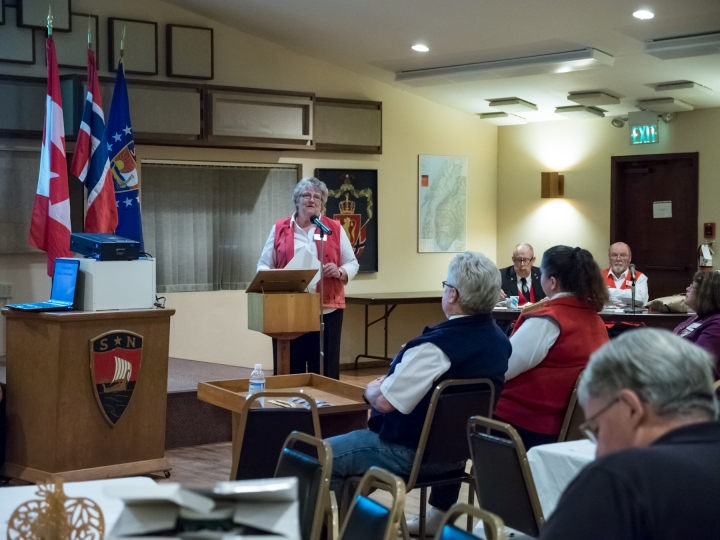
top-left (161, 367), bottom-right (479, 523)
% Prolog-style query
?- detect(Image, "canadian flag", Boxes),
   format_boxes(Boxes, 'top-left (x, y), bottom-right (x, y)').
top-left (28, 38), bottom-right (72, 277)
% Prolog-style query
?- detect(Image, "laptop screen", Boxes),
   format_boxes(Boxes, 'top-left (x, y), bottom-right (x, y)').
top-left (51, 259), bottom-right (79, 304)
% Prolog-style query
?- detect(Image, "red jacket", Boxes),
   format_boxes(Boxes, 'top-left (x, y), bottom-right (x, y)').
top-left (274, 216), bottom-right (346, 309)
top-left (494, 296), bottom-right (609, 434)
top-left (603, 268), bottom-right (645, 290)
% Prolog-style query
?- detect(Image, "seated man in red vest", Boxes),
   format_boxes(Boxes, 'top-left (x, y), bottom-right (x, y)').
top-left (603, 242), bottom-right (648, 307)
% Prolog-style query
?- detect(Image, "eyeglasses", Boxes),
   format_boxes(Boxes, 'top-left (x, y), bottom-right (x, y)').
top-left (300, 193), bottom-right (322, 201)
top-left (579, 397), bottom-right (620, 443)
top-left (512, 257), bottom-right (534, 264)
top-left (442, 281), bottom-right (457, 290)
top-left (610, 254), bottom-right (630, 260)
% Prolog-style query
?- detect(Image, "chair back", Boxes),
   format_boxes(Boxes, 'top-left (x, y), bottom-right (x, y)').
top-left (557, 372), bottom-right (587, 442)
top-left (407, 379), bottom-right (494, 490)
top-left (434, 503), bottom-right (506, 540)
top-left (714, 380), bottom-right (720, 400)
top-left (232, 391), bottom-right (321, 481)
top-left (275, 432), bottom-right (331, 540)
top-left (467, 416), bottom-right (543, 538)
top-left (340, 467), bottom-right (405, 540)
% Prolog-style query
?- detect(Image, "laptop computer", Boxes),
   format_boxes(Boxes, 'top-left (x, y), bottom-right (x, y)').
top-left (7, 258), bottom-right (80, 311)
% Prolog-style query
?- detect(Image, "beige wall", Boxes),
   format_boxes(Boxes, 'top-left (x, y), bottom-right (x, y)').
top-left (496, 108), bottom-right (720, 278)
top-left (0, 0), bottom-right (498, 364)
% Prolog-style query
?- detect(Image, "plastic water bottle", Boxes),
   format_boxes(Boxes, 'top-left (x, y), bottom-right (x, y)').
top-left (249, 364), bottom-right (266, 395)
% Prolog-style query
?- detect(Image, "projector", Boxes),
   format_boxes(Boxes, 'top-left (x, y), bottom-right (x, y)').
top-left (70, 233), bottom-right (141, 261)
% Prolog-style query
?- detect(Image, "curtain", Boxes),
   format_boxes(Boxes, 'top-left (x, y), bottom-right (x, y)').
top-left (0, 149), bottom-right (41, 254)
top-left (142, 162), bottom-right (297, 293)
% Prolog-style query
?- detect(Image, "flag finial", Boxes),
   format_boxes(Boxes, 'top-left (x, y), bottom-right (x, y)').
top-left (88, 15), bottom-right (92, 49)
top-left (119, 25), bottom-right (126, 61)
top-left (47, 5), bottom-right (53, 36)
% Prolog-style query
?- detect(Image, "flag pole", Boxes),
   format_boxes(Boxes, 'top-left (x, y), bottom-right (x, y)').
top-left (119, 25), bottom-right (126, 63)
top-left (88, 15), bottom-right (92, 49)
top-left (47, 5), bottom-right (53, 37)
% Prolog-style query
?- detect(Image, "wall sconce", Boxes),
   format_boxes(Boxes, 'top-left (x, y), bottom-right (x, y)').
top-left (541, 172), bottom-right (565, 198)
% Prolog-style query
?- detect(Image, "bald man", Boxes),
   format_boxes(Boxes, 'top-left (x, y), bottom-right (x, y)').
top-left (499, 244), bottom-right (546, 306)
top-left (603, 242), bottom-right (648, 307)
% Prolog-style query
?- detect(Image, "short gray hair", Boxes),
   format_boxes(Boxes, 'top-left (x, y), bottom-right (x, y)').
top-left (293, 177), bottom-right (328, 213)
top-left (446, 252), bottom-right (501, 315)
top-left (579, 328), bottom-right (718, 419)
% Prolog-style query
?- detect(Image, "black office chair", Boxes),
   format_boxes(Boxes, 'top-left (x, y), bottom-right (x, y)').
top-left (231, 391), bottom-right (321, 481)
top-left (342, 378), bottom-right (495, 540)
top-left (467, 416), bottom-right (544, 538)
top-left (340, 467), bottom-right (405, 540)
top-left (433, 503), bottom-right (506, 540)
top-left (275, 432), bottom-right (332, 540)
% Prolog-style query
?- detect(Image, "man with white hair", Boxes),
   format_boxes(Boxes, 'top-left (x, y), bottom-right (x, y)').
top-left (327, 252), bottom-right (511, 535)
top-left (499, 243), bottom-right (546, 305)
top-left (540, 328), bottom-right (720, 540)
top-left (603, 241), bottom-right (648, 306)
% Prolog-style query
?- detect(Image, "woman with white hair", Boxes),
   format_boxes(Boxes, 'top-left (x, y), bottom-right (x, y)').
top-left (257, 177), bottom-right (359, 378)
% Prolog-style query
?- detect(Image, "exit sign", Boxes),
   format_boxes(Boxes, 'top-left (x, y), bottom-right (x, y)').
top-left (631, 124), bottom-right (659, 145)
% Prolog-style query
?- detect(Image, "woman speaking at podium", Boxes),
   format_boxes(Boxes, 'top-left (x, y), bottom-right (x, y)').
top-left (257, 177), bottom-right (359, 379)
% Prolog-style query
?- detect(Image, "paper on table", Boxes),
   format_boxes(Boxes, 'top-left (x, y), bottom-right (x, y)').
top-left (284, 246), bottom-right (321, 291)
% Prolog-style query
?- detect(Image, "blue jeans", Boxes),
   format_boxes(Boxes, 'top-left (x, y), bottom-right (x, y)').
top-left (326, 429), bottom-right (465, 511)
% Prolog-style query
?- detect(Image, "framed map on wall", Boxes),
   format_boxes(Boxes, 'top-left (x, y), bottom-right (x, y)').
top-left (418, 155), bottom-right (467, 253)
top-left (315, 168), bottom-right (378, 273)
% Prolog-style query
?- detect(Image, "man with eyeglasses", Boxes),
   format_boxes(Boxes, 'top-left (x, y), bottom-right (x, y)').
top-left (603, 241), bottom-right (648, 307)
top-left (499, 244), bottom-right (546, 306)
top-left (540, 328), bottom-right (720, 540)
top-left (326, 252), bottom-right (511, 536)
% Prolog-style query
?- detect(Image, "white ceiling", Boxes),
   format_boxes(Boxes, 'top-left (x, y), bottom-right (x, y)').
top-left (164, 0), bottom-right (720, 122)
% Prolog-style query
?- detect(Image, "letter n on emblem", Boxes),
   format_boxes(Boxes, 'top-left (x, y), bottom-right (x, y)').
top-left (89, 330), bottom-right (143, 426)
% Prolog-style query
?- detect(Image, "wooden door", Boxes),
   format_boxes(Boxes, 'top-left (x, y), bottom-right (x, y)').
top-left (610, 153), bottom-right (698, 299)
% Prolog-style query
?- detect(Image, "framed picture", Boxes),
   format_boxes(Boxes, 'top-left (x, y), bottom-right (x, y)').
top-left (166, 24), bottom-right (214, 80)
top-left (0, 2), bottom-right (5, 25)
top-left (315, 168), bottom-right (378, 273)
top-left (18, 0), bottom-right (71, 32)
top-left (418, 155), bottom-right (467, 253)
top-left (108, 17), bottom-right (158, 75)
top-left (53, 13), bottom-right (98, 69)
top-left (0, 7), bottom-right (35, 65)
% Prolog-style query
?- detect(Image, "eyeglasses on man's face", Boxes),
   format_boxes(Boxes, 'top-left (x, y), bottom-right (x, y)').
top-left (300, 193), bottom-right (322, 201)
top-left (442, 281), bottom-right (457, 290)
top-left (579, 397), bottom-right (620, 443)
top-left (512, 257), bottom-right (534, 265)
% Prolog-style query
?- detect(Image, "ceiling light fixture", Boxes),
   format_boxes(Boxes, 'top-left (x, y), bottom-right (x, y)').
top-left (478, 112), bottom-right (527, 125)
top-left (411, 44), bottom-right (429, 52)
top-left (555, 105), bottom-right (606, 119)
top-left (611, 117), bottom-right (627, 128)
top-left (395, 48), bottom-right (613, 83)
top-left (645, 32), bottom-right (720, 59)
top-left (487, 98), bottom-right (538, 113)
top-left (637, 97), bottom-right (694, 113)
top-left (654, 81), bottom-right (713, 95)
top-left (633, 10), bottom-right (654, 20)
top-left (567, 91), bottom-right (620, 106)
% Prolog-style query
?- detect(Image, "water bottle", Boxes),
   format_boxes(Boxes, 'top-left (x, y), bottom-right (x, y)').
top-left (248, 364), bottom-right (266, 395)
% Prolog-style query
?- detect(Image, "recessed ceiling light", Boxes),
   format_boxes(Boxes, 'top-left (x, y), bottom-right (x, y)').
top-left (412, 44), bottom-right (429, 52)
top-left (633, 10), bottom-right (654, 20)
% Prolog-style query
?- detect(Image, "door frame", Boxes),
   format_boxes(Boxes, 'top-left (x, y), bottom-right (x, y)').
top-left (610, 152), bottom-right (699, 253)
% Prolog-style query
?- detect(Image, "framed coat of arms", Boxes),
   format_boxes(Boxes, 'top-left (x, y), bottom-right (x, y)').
top-left (315, 168), bottom-right (378, 273)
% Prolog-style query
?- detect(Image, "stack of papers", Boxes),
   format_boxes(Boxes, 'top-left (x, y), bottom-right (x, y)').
top-left (104, 477), bottom-right (300, 539)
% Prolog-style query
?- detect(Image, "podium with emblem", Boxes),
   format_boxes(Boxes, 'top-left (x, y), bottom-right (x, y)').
top-left (1, 308), bottom-right (174, 483)
top-left (246, 269), bottom-right (320, 375)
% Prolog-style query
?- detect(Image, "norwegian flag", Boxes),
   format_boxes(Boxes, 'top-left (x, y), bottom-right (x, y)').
top-left (28, 38), bottom-right (72, 277)
top-left (70, 49), bottom-right (118, 233)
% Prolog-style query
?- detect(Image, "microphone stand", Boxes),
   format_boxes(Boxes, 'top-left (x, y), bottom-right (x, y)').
top-left (318, 223), bottom-right (325, 377)
top-left (624, 271), bottom-right (637, 315)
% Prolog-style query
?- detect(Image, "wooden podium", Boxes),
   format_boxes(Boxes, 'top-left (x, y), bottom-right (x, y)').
top-left (1, 308), bottom-right (174, 483)
top-left (247, 269), bottom-right (320, 375)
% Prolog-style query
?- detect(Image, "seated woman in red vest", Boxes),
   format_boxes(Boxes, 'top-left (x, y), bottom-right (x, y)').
top-left (257, 177), bottom-right (359, 379)
top-left (494, 246), bottom-right (609, 449)
top-left (674, 271), bottom-right (720, 380)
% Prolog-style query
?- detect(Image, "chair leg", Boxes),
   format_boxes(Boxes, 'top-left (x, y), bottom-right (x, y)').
top-left (419, 486), bottom-right (427, 540)
top-left (400, 517), bottom-right (411, 540)
top-left (327, 491), bottom-right (339, 540)
top-left (466, 478), bottom-right (475, 532)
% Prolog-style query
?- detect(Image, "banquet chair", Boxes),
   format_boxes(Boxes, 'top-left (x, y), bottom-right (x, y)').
top-left (557, 373), bottom-right (586, 442)
top-left (433, 503), bottom-right (506, 540)
top-left (467, 416), bottom-right (544, 538)
top-left (340, 467), bottom-right (405, 540)
top-left (231, 391), bottom-right (321, 481)
top-left (341, 378), bottom-right (495, 540)
top-left (275, 432), bottom-right (332, 540)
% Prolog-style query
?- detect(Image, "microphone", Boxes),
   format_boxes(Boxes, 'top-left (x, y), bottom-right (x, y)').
top-left (310, 215), bottom-right (332, 235)
top-left (629, 264), bottom-right (636, 281)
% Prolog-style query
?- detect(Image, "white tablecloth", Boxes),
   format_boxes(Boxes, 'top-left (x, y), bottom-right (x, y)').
top-left (526, 439), bottom-right (596, 518)
top-left (0, 476), bottom-right (156, 537)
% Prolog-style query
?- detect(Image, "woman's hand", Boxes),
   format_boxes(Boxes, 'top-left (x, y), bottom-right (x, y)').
top-left (323, 262), bottom-right (342, 279)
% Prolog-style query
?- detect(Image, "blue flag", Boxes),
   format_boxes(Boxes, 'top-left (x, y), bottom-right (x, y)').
top-left (106, 62), bottom-right (144, 251)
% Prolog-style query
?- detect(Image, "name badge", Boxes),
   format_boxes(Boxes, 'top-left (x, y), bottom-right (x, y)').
top-left (313, 234), bottom-right (327, 241)
top-left (625, 281), bottom-right (634, 286)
